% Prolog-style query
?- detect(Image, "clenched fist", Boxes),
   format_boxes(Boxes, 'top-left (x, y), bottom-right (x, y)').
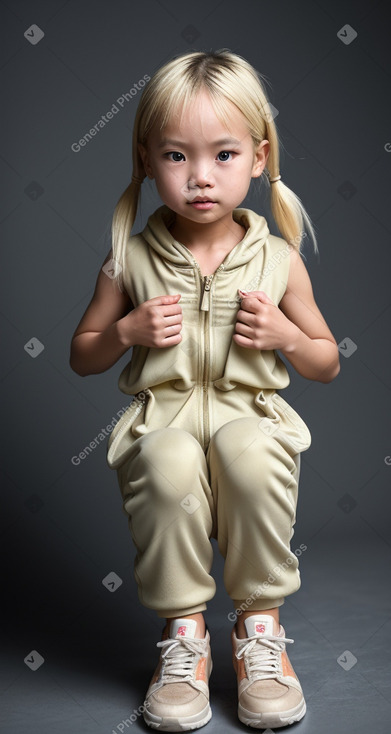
top-left (233, 290), bottom-right (296, 351)
top-left (119, 294), bottom-right (183, 348)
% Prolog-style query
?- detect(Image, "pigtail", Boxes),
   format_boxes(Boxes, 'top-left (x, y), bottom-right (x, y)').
top-left (263, 108), bottom-right (318, 256)
top-left (111, 105), bottom-right (146, 293)
top-left (268, 174), bottom-right (319, 257)
top-left (111, 180), bottom-right (142, 293)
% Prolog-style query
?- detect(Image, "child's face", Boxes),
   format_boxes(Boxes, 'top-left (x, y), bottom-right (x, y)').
top-left (138, 89), bottom-right (269, 225)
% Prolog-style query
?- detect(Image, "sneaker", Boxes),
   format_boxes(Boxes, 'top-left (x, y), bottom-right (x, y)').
top-left (143, 618), bottom-right (213, 731)
top-left (231, 614), bottom-right (306, 729)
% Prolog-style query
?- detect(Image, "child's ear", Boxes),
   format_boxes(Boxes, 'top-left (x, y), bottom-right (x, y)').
top-left (252, 139), bottom-right (269, 178)
top-left (137, 142), bottom-right (153, 180)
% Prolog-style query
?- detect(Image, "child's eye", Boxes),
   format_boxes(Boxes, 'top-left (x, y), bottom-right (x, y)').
top-left (165, 151), bottom-right (185, 161)
top-left (164, 150), bottom-right (235, 163)
top-left (217, 150), bottom-right (234, 162)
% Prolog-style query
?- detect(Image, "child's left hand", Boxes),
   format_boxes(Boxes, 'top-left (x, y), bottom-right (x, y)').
top-left (233, 290), bottom-right (297, 351)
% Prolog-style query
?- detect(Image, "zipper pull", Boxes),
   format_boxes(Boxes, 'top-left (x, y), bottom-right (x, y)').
top-left (200, 275), bottom-right (213, 311)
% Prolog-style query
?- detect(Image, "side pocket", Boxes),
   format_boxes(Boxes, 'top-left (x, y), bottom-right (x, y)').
top-left (270, 392), bottom-right (312, 455)
top-left (254, 389), bottom-right (311, 456)
top-left (106, 389), bottom-right (151, 470)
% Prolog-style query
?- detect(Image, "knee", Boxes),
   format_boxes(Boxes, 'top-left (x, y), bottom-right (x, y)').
top-left (209, 418), bottom-right (297, 494)
top-left (139, 427), bottom-right (203, 470)
top-left (120, 428), bottom-right (205, 503)
top-left (210, 417), bottom-right (277, 472)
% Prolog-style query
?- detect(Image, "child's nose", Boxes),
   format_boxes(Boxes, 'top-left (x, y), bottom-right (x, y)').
top-left (188, 165), bottom-right (215, 189)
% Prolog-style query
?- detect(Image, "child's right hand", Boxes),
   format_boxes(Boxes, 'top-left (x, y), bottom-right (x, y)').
top-left (120, 294), bottom-right (183, 348)
top-left (70, 247), bottom-right (183, 376)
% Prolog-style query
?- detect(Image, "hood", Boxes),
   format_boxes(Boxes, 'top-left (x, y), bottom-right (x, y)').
top-left (140, 204), bottom-right (270, 271)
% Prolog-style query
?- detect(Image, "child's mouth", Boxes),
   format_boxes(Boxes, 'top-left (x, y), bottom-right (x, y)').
top-left (189, 201), bottom-right (216, 209)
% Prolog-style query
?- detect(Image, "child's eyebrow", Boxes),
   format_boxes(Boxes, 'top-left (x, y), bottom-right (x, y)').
top-left (157, 137), bottom-right (242, 148)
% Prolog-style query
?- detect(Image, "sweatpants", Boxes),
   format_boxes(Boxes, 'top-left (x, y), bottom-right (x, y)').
top-left (116, 415), bottom-right (303, 619)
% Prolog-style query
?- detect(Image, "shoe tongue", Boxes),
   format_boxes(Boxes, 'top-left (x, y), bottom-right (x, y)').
top-left (170, 618), bottom-right (198, 639)
top-left (244, 614), bottom-right (275, 638)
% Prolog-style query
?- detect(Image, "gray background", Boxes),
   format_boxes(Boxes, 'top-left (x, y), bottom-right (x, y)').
top-left (1, 1), bottom-right (390, 732)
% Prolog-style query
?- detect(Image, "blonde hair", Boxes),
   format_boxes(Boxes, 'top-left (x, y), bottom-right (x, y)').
top-left (111, 48), bottom-right (318, 291)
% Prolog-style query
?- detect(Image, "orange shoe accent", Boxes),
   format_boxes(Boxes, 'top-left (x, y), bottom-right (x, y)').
top-left (232, 636), bottom-right (246, 681)
top-left (281, 649), bottom-right (298, 680)
top-left (195, 656), bottom-right (207, 681)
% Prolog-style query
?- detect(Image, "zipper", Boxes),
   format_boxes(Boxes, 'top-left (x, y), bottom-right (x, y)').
top-left (201, 275), bottom-right (213, 447)
top-left (191, 262), bottom-right (211, 447)
top-left (200, 274), bottom-right (213, 311)
top-left (192, 261), bottom-right (224, 448)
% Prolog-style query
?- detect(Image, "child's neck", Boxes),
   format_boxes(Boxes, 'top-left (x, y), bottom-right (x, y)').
top-left (168, 212), bottom-right (246, 252)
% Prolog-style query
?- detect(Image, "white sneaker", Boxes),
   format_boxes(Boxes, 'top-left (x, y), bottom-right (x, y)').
top-left (232, 614), bottom-right (306, 729)
top-left (143, 618), bottom-right (213, 731)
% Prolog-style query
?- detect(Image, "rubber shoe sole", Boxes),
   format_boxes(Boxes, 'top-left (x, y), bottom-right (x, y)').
top-left (143, 697), bottom-right (212, 731)
top-left (238, 697), bottom-right (306, 729)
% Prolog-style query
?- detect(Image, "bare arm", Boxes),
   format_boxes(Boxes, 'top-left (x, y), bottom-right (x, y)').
top-left (234, 247), bottom-right (340, 383)
top-left (278, 248), bottom-right (340, 383)
top-left (69, 251), bottom-right (183, 377)
top-left (69, 251), bottom-right (135, 376)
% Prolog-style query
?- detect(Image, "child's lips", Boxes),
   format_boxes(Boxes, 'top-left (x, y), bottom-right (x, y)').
top-left (189, 201), bottom-right (216, 209)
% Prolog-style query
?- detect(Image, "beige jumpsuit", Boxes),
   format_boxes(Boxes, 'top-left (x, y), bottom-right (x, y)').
top-left (106, 204), bottom-right (312, 619)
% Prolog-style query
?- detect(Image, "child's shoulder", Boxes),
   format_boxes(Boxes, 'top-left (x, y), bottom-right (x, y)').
top-left (265, 230), bottom-right (306, 268)
top-left (263, 231), bottom-right (295, 272)
top-left (124, 230), bottom-right (149, 258)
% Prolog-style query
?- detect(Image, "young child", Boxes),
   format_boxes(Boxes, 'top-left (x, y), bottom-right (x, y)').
top-left (70, 49), bottom-right (340, 731)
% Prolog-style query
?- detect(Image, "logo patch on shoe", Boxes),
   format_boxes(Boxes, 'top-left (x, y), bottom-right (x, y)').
top-left (255, 623), bottom-right (266, 634)
top-left (177, 625), bottom-right (187, 636)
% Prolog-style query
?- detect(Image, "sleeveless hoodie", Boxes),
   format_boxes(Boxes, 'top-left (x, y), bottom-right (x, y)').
top-left (106, 204), bottom-right (311, 468)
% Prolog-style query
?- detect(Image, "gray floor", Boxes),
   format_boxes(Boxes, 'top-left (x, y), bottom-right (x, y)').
top-left (1, 532), bottom-right (390, 734)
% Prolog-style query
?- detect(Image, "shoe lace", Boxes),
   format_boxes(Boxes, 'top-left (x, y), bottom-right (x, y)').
top-left (235, 633), bottom-right (294, 680)
top-left (156, 637), bottom-right (207, 681)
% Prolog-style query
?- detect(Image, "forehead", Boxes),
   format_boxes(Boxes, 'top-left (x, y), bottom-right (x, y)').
top-left (148, 89), bottom-right (250, 146)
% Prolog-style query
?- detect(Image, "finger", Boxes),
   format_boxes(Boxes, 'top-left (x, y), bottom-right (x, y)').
top-left (234, 321), bottom-right (253, 337)
top-left (160, 303), bottom-right (183, 317)
top-left (232, 332), bottom-right (254, 347)
top-left (236, 308), bottom-right (256, 324)
top-left (247, 290), bottom-right (274, 305)
top-left (238, 295), bottom-right (261, 313)
top-left (240, 298), bottom-right (271, 317)
top-left (236, 298), bottom-right (264, 325)
top-left (149, 294), bottom-right (182, 305)
top-left (163, 322), bottom-right (182, 340)
top-left (164, 318), bottom-right (181, 331)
